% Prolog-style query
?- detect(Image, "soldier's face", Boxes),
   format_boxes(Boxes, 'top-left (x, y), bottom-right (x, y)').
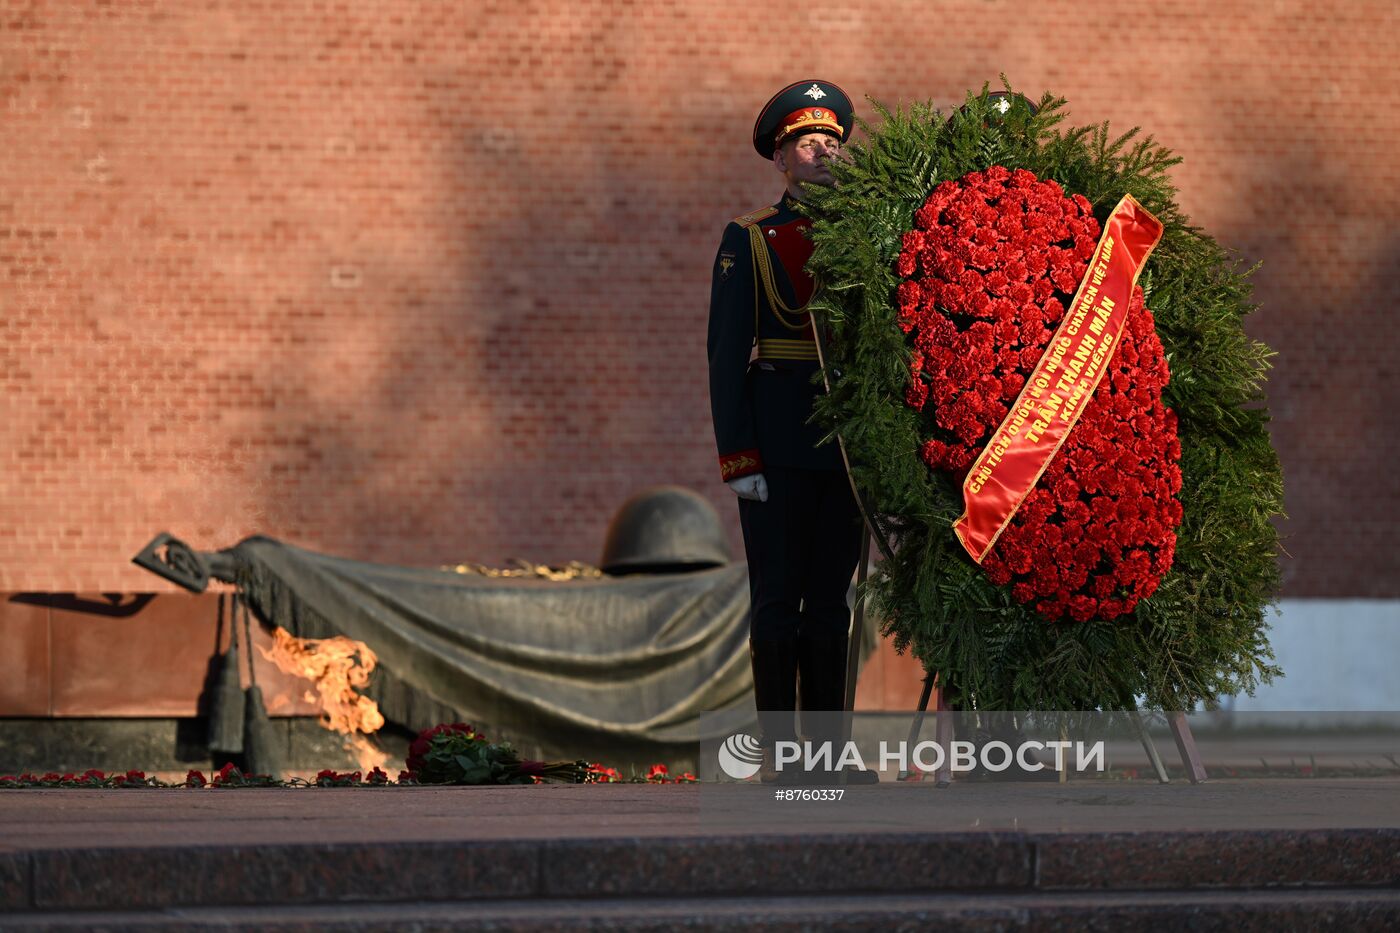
top-left (774, 132), bottom-right (841, 189)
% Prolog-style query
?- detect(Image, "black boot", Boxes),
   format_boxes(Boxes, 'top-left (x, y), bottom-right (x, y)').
top-left (798, 629), bottom-right (879, 785)
top-left (749, 634), bottom-right (799, 784)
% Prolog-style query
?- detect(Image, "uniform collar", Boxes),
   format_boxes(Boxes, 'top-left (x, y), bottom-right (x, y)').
top-left (771, 193), bottom-right (808, 221)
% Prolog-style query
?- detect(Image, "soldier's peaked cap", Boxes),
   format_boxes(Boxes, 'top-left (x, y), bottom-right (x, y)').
top-left (752, 80), bottom-right (853, 160)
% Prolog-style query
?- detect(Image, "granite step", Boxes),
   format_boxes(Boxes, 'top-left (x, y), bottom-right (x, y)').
top-left (4, 782), bottom-right (1399, 925)
top-left (3, 828), bottom-right (1399, 914)
top-left (4, 888), bottom-right (1400, 932)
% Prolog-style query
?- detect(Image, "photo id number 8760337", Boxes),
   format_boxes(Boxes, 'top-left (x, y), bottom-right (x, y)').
top-left (773, 788), bottom-right (844, 801)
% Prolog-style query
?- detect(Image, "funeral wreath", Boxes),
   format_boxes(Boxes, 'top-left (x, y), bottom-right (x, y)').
top-left (802, 85), bottom-right (1284, 712)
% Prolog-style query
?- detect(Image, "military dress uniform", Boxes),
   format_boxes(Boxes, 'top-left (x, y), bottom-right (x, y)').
top-left (707, 81), bottom-right (865, 761)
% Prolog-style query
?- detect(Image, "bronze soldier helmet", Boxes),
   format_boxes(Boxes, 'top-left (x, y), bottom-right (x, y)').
top-left (600, 486), bottom-right (731, 575)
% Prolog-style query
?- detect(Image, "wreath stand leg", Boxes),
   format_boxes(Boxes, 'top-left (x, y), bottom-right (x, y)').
top-left (897, 670), bottom-right (937, 783)
top-left (1129, 711), bottom-right (1208, 784)
top-left (841, 530), bottom-right (871, 714)
top-left (837, 531), bottom-right (871, 787)
top-left (1130, 711), bottom-right (1172, 784)
top-left (1057, 723), bottom-right (1071, 784)
top-left (932, 690), bottom-right (955, 787)
top-left (1168, 711), bottom-right (1208, 783)
top-left (895, 669), bottom-right (956, 787)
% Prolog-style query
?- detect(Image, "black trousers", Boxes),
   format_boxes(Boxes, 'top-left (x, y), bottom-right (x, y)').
top-left (739, 466), bottom-right (863, 743)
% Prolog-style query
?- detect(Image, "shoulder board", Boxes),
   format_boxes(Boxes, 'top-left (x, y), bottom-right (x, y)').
top-left (732, 206), bottom-right (778, 228)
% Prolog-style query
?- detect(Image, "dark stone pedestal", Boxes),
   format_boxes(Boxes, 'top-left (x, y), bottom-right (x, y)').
top-left (0, 717), bottom-right (407, 775)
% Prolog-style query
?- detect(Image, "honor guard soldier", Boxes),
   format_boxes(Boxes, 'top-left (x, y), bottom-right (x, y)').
top-left (707, 80), bottom-right (876, 784)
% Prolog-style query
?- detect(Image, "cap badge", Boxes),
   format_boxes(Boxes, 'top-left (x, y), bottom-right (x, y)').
top-left (804, 84), bottom-right (827, 101)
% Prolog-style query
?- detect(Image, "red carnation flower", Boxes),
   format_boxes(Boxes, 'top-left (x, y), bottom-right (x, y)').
top-left (896, 250), bottom-right (917, 278)
top-left (906, 377), bottom-right (930, 411)
top-left (895, 167), bottom-right (1183, 622)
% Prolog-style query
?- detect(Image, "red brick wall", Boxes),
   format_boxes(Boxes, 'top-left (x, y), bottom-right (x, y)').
top-left (3, 1), bottom-right (1397, 596)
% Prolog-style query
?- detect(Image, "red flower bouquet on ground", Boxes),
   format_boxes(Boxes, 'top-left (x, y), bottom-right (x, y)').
top-left (403, 723), bottom-right (588, 785)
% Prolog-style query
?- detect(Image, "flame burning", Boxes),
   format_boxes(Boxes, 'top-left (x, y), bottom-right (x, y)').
top-left (259, 627), bottom-right (388, 773)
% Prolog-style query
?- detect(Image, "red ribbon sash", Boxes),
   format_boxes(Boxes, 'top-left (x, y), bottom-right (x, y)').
top-left (953, 194), bottom-right (1164, 563)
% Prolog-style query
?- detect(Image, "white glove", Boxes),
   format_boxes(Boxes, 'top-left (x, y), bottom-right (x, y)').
top-left (727, 473), bottom-right (769, 502)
